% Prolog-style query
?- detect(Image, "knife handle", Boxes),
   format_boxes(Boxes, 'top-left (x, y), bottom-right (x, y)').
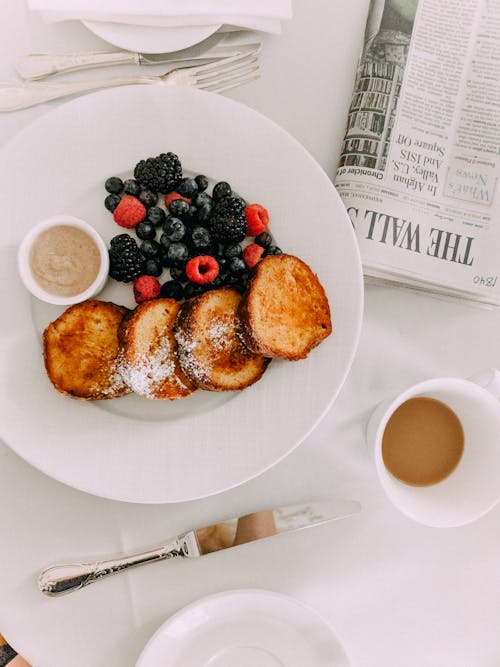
top-left (16, 51), bottom-right (139, 80)
top-left (38, 536), bottom-right (186, 596)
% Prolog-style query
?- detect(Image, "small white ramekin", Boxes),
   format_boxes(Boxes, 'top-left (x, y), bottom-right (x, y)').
top-left (17, 214), bottom-right (109, 306)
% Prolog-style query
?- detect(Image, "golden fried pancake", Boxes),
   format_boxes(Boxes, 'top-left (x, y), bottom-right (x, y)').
top-left (43, 299), bottom-right (131, 400)
top-left (237, 254), bottom-right (332, 360)
top-left (118, 298), bottom-right (196, 400)
top-left (175, 288), bottom-right (269, 391)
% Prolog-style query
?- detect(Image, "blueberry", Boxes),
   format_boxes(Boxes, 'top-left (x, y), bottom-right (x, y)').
top-left (195, 174), bottom-right (209, 192)
top-left (146, 206), bottom-right (166, 226)
top-left (160, 280), bottom-right (184, 300)
top-left (191, 226), bottom-right (212, 250)
top-left (223, 243), bottom-right (243, 258)
top-left (143, 258), bottom-right (163, 277)
top-left (212, 181), bottom-right (232, 201)
top-left (164, 217), bottom-right (187, 242)
top-left (168, 198), bottom-right (190, 218)
top-left (123, 179), bottom-right (141, 196)
top-left (104, 193), bottom-right (121, 212)
top-left (167, 242), bottom-right (189, 265)
top-left (255, 231), bottom-right (273, 247)
top-left (158, 245), bottom-right (170, 267)
top-left (159, 233), bottom-right (172, 250)
top-left (135, 221), bottom-right (156, 240)
top-left (177, 177), bottom-right (198, 198)
top-left (105, 176), bottom-right (123, 194)
top-left (170, 264), bottom-right (186, 281)
top-left (182, 204), bottom-right (198, 225)
top-left (140, 239), bottom-right (162, 259)
top-left (184, 282), bottom-right (207, 299)
top-left (194, 192), bottom-right (212, 208)
top-left (264, 245), bottom-right (282, 256)
top-left (139, 190), bottom-right (158, 209)
top-left (228, 256), bottom-right (246, 274)
top-left (196, 202), bottom-right (212, 223)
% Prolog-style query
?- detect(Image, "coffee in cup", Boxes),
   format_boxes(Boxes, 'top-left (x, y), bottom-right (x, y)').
top-left (366, 369), bottom-right (500, 527)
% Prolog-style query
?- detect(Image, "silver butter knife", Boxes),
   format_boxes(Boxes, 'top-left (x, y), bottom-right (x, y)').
top-left (16, 31), bottom-right (259, 80)
top-left (38, 499), bottom-right (361, 596)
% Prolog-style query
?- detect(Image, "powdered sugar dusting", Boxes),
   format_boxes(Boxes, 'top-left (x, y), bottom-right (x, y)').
top-left (118, 335), bottom-right (189, 399)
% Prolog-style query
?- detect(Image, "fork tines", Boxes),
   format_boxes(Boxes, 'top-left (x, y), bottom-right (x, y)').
top-left (187, 46), bottom-right (261, 93)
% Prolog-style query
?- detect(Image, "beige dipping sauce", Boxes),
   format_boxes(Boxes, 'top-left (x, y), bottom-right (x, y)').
top-left (30, 225), bottom-right (101, 297)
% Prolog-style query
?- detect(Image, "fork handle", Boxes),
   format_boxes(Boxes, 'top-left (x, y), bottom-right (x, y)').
top-left (0, 75), bottom-right (159, 111)
top-left (16, 51), bottom-right (139, 81)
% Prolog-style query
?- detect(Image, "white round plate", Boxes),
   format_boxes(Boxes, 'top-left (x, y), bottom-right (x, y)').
top-left (0, 85), bottom-right (363, 503)
top-left (136, 589), bottom-right (351, 666)
top-left (83, 20), bottom-right (221, 54)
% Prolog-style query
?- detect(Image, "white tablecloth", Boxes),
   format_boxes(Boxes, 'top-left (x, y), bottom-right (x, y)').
top-left (0, 1), bottom-right (498, 666)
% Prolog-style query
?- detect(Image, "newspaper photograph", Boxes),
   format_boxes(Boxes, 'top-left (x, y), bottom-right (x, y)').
top-left (335, 0), bottom-right (500, 305)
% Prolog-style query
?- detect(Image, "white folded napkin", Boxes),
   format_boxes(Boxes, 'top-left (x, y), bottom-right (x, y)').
top-left (27, 0), bottom-right (293, 34)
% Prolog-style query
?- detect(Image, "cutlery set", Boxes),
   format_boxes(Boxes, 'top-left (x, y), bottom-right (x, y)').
top-left (1, 36), bottom-right (262, 111)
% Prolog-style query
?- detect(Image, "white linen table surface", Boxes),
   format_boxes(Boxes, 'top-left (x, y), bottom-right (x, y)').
top-left (0, 1), bottom-right (499, 666)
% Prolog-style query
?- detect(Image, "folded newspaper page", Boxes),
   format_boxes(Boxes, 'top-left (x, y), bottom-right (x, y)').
top-left (335, 0), bottom-right (500, 305)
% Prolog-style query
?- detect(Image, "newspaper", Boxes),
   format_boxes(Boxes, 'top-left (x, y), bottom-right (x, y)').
top-left (334, 0), bottom-right (500, 306)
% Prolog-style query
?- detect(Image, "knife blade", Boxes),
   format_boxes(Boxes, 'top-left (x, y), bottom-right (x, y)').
top-left (16, 32), bottom-right (261, 81)
top-left (38, 499), bottom-right (361, 596)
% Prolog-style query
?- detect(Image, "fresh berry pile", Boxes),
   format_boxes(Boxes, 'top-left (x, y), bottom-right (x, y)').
top-left (104, 152), bottom-right (281, 303)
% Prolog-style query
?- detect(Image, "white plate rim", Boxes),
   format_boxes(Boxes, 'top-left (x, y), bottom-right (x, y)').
top-left (82, 19), bottom-right (221, 54)
top-left (0, 85), bottom-right (363, 504)
top-left (135, 588), bottom-right (351, 666)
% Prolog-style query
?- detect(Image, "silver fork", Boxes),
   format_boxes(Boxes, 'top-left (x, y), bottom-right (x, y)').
top-left (0, 46), bottom-right (260, 112)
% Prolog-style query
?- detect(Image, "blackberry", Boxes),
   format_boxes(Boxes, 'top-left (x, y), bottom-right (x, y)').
top-left (210, 197), bottom-right (247, 243)
top-left (108, 234), bottom-right (143, 282)
top-left (133, 152), bottom-right (182, 193)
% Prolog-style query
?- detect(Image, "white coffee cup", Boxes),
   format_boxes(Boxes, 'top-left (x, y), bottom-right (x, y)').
top-left (366, 369), bottom-right (500, 527)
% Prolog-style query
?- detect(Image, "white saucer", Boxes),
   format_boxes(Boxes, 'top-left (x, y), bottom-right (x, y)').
top-left (83, 20), bottom-right (221, 54)
top-left (136, 589), bottom-right (351, 666)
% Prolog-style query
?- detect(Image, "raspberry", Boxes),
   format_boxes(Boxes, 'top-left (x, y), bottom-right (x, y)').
top-left (242, 243), bottom-right (265, 268)
top-left (113, 195), bottom-right (147, 229)
top-left (185, 255), bottom-right (220, 284)
top-left (165, 191), bottom-right (191, 208)
top-left (133, 275), bottom-right (161, 303)
top-left (244, 204), bottom-right (269, 236)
